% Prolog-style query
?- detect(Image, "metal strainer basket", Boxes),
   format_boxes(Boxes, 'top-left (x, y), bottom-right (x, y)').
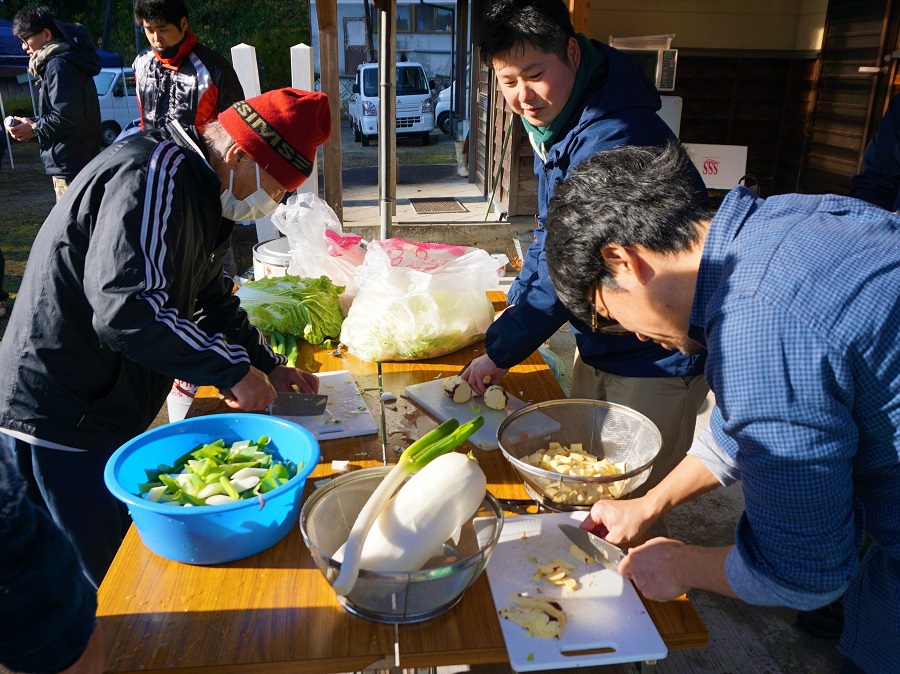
top-left (497, 399), bottom-right (662, 511)
top-left (299, 466), bottom-right (503, 623)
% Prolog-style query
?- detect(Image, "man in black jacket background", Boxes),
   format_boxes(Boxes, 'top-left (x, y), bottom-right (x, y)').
top-left (7, 6), bottom-right (101, 201)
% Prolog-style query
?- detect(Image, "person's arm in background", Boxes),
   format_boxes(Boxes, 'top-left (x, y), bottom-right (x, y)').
top-left (850, 93), bottom-right (900, 210)
top-left (131, 52), bottom-right (148, 131)
top-left (0, 447), bottom-right (104, 674)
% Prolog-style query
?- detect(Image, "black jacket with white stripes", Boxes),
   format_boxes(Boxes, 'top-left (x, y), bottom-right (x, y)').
top-left (0, 123), bottom-right (283, 452)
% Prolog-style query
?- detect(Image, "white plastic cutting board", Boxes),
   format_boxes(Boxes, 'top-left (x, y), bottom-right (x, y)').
top-left (403, 377), bottom-right (528, 450)
top-left (272, 370), bottom-right (378, 441)
top-left (485, 511), bottom-right (667, 672)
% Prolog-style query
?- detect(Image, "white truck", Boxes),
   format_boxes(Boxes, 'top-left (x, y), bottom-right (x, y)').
top-left (348, 61), bottom-right (435, 146)
top-left (93, 67), bottom-right (140, 146)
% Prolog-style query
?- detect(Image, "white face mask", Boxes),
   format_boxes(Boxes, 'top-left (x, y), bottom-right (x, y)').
top-left (220, 162), bottom-right (280, 221)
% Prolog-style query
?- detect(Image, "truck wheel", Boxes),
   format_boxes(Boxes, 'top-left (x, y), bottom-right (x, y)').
top-left (421, 131), bottom-right (431, 146)
top-left (361, 133), bottom-right (370, 147)
top-left (353, 122), bottom-right (361, 142)
top-left (438, 112), bottom-right (451, 135)
top-left (101, 121), bottom-right (121, 146)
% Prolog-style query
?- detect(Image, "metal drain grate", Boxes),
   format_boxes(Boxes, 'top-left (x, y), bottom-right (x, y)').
top-left (409, 197), bottom-right (467, 214)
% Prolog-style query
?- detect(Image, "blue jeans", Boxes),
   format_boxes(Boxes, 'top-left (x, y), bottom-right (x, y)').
top-left (2, 433), bottom-right (131, 589)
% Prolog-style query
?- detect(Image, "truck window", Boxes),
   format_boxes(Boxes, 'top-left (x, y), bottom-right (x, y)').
top-left (362, 68), bottom-right (378, 98)
top-left (93, 71), bottom-right (115, 96)
top-left (361, 65), bottom-right (430, 98)
top-left (397, 66), bottom-right (428, 95)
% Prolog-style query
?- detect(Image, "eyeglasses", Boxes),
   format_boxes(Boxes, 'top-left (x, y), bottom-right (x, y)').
top-left (18, 32), bottom-right (38, 45)
top-left (589, 281), bottom-right (632, 335)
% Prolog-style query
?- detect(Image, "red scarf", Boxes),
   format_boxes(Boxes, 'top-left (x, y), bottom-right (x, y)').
top-left (153, 29), bottom-right (198, 71)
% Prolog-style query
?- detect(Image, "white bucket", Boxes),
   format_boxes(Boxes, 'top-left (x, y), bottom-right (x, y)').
top-left (252, 236), bottom-right (292, 279)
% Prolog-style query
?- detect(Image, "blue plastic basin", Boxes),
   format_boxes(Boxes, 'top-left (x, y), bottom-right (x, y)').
top-left (104, 413), bottom-right (320, 564)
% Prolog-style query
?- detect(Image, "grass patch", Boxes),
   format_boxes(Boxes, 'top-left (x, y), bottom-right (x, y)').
top-left (0, 140), bottom-right (55, 340)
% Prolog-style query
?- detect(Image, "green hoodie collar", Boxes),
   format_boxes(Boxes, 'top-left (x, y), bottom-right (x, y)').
top-left (522, 34), bottom-right (606, 157)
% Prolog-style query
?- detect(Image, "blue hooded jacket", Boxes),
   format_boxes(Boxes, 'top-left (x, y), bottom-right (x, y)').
top-left (486, 40), bottom-right (707, 378)
top-left (850, 93), bottom-right (900, 211)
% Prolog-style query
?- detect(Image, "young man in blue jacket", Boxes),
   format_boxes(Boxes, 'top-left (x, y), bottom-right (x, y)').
top-left (461, 0), bottom-right (708, 527)
top-left (850, 93), bottom-right (900, 211)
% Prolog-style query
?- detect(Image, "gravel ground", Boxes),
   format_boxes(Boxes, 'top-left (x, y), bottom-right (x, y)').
top-left (336, 118), bottom-right (459, 170)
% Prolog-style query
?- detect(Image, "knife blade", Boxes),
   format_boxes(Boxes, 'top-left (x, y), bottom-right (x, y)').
top-left (268, 392), bottom-right (329, 417)
top-left (558, 523), bottom-right (627, 573)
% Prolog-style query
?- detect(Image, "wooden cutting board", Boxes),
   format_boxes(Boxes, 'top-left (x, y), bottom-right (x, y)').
top-left (403, 377), bottom-right (528, 450)
top-left (271, 370), bottom-right (378, 441)
top-left (485, 511), bottom-right (667, 672)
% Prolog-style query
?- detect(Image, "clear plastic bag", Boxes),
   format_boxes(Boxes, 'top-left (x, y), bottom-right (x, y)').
top-left (272, 192), bottom-right (365, 315)
top-left (339, 238), bottom-right (509, 362)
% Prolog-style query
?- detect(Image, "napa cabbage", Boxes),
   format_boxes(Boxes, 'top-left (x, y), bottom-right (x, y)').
top-left (236, 275), bottom-right (345, 345)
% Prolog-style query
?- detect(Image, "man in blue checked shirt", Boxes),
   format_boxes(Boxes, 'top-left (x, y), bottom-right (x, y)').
top-left (544, 142), bottom-right (899, 674)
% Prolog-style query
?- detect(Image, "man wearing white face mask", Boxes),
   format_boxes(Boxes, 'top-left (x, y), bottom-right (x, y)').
top-left (0, 88), bottom-right (331, 589)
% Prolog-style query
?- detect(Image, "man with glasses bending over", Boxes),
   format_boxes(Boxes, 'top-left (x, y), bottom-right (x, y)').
top-left (544, 141), bottom-right (899, 674)
top-left (7, 6), bottom-right (101, 201)
top-left (461, 0), bottom-right (708, 531)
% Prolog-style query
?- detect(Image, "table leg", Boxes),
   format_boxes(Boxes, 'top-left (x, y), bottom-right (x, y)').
top-left (624, 659), bottom-right (658, 674)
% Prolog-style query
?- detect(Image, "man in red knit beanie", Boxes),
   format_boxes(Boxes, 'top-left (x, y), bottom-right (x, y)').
top-left (217, 88), bottom-right (332, 193)
top-left (0, 87), bottom-right (331, 590)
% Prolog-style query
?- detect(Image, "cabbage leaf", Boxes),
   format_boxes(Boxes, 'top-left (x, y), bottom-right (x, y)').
top-left (236, 275), bottom-right (345, 345)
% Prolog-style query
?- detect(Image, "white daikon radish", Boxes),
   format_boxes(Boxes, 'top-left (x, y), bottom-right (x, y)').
top-left (357, 451), bottom-right (487, 572)
top-left (333, 417), bottom-right (484, 595)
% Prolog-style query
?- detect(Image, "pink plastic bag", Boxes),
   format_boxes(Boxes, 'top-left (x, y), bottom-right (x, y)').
top-left (376, 238), bottom-right (469, 271)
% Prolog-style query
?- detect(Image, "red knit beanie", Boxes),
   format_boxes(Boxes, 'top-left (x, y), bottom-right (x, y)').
top-left (218, 88), bottom-right (332, 191)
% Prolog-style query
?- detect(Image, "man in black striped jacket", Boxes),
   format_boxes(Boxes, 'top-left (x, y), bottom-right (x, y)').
top-left (0, 88), bottom-right (331, 589)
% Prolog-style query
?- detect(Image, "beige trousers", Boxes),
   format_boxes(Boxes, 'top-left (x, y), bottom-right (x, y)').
top-left (570, 352), bottom-right (709, 538)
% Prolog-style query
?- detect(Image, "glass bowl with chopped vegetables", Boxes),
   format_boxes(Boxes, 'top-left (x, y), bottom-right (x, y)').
top-left (104, 413), bottom-right (319, 564)
top-left (497, 400), bottom-right (662, 511)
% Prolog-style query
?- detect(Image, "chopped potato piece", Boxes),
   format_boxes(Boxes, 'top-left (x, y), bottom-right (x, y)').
top-left (569, 543), bottom-right (593, 565)
top-left (522, 441), bottom-right (629, 506)
top-left (534, 558), bottom-right (580, 591)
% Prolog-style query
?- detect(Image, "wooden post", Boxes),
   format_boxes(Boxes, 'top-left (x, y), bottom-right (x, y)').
top-left (290, 44), bottom-right (319, 195)
top-left (568, 0), bottom-right (591, 36)
top-left (231, 43), bottom-right (261, 98)
top-left (231, 44), bottom-right (277, 242)
top-left (316, 0), bottom-right (344, 221)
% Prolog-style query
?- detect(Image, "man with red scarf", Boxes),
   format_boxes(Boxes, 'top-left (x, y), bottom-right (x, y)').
top-left (132, 0), bottom-right (244, 132)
